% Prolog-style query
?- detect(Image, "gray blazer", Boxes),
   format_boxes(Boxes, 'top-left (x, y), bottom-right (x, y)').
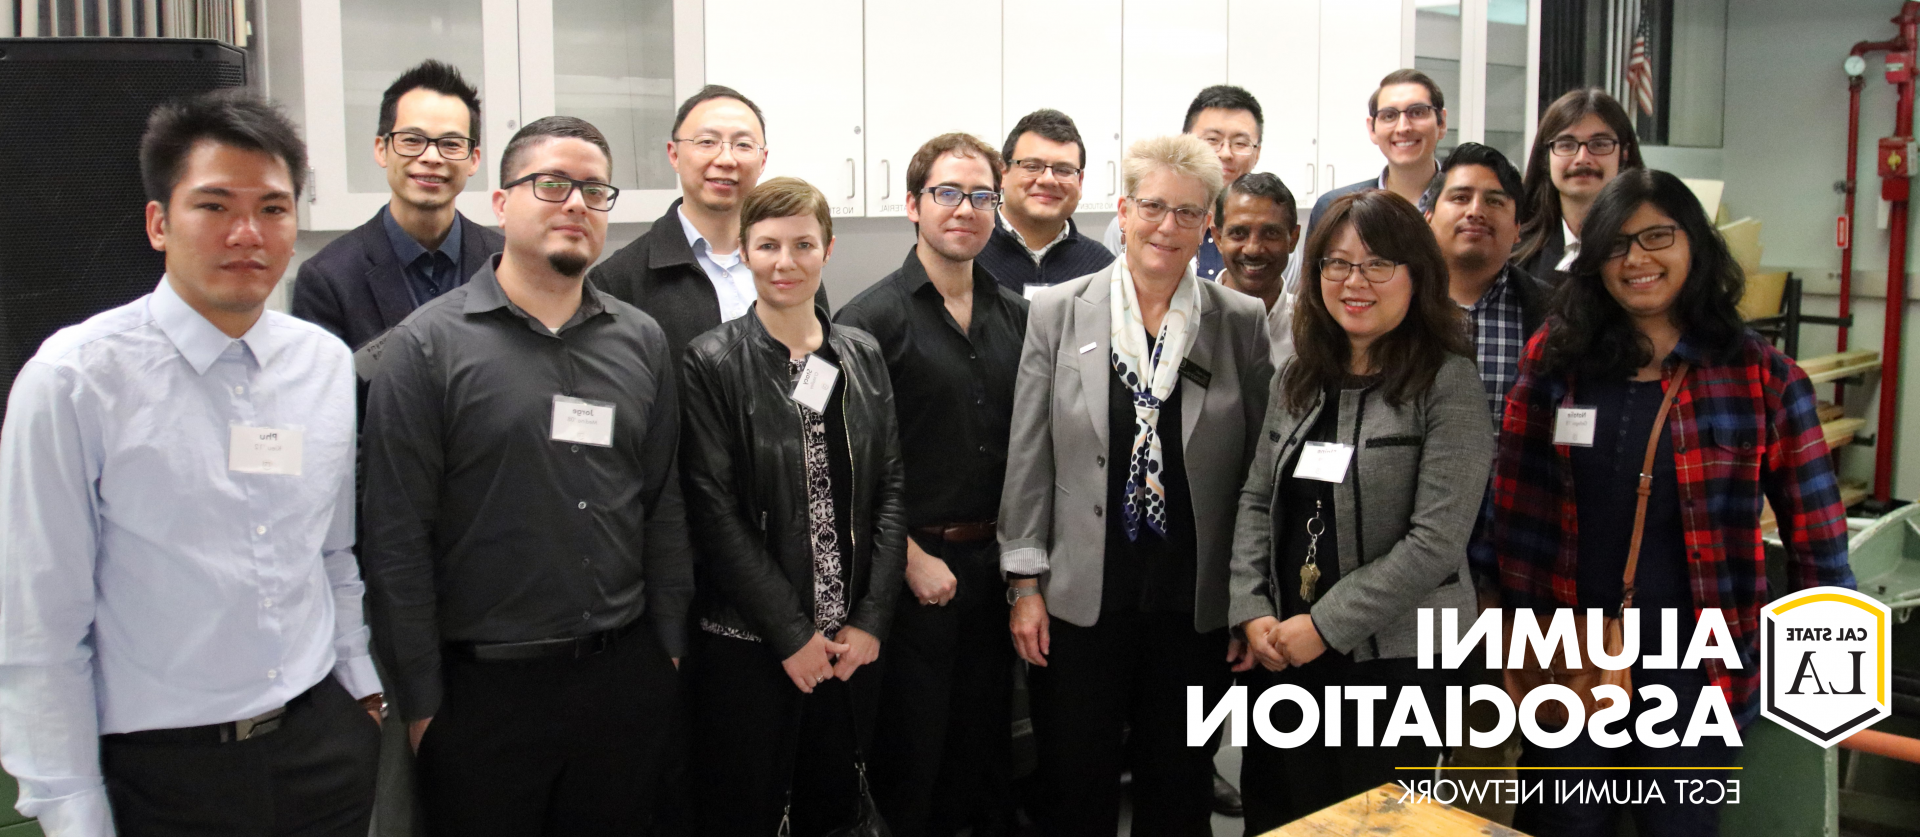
top-left (999, 262), bottom-right (1274, 632)
top-left (1227, 354), bottom-right (1492, 661)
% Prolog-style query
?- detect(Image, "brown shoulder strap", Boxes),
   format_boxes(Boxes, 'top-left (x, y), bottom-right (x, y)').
top-left (1622, 361), bottom-right (1690, 610)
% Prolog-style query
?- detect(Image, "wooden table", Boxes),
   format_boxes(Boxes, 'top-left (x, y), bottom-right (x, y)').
top-left (1261, 783), bottom-right (1531, 836)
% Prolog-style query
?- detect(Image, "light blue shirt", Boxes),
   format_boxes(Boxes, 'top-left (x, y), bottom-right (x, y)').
top-left (677, 205), bottom-right (756, 321)
top-left (0, 278), bottom-right (378, 836)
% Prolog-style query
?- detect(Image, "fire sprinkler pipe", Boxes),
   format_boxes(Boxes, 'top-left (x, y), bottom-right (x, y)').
top-left (1876, 2), bottom-right (1919, 506)
top-left (1841, 72), bottom-right (1866, 407)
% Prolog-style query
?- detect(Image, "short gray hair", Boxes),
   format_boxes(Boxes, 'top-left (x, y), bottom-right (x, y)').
top-left (1122, 134), bottom-right (1224, 209)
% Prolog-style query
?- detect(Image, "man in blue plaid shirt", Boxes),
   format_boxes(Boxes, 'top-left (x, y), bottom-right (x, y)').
top-left (1422, 143), bottom-right (1551, 421)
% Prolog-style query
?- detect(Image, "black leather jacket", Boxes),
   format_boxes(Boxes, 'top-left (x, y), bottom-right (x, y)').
top-left (678, 305), bottom-right (907, 660)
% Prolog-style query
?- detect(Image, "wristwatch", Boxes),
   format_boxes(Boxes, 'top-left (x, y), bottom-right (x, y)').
top-left (1006, 585), bottom-right (1041, 606)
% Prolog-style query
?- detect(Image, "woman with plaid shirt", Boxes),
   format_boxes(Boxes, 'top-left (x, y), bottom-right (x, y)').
top-left (1481, 169), bottom-right (1853, 837)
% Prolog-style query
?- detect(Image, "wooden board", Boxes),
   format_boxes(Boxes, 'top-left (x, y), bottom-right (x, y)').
top-left (1823, 417), bottom-right (1868, 449)
top-left (1801, 350), bottom-right (1882, 384)
top-left (1264, 783), bottom-right (1529, 836)
top-left (1817, 403), bottom-right (1846, 424)
top-left (1841, 480), bottom-right (1870, 509)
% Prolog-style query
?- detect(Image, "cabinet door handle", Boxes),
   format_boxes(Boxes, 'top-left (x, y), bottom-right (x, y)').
top-left (1306, 163), bottom-right (1316, 193)
top-left (882, 160), bottom-right (891, 199)
top-left (847, 159), bottom-right (856, 200)
top-left (1325, 165), bottom-right (1335, 191)
top-left (1109, 160), bottom-right (1117, 197)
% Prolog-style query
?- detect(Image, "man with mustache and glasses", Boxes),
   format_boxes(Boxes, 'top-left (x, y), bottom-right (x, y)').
top-left (1213, 172), bottom-right (1301, 367)
top-left (360, 116), bottom-right (693, 837)
top-left (294, 61), bottom-right (504, 351)
top-left (1513, 88), bottom-right (1643, 286)
top-left (836, 133), bottom-right (1027, 837)
top-left (976, 110), bottom-right (1115, 298)
top-left (1102, 85), bottom-right (1265, 285)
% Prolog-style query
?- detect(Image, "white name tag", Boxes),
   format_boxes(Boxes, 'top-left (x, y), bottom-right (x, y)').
top-left (229, 425), bottom-right (304, 476)
top-left (551, 395), bottom-right (616, 447)
top-left (1292, 441), bottom-right (1354, 483)
top-left (1553, 406), bottom-right (1598, 447)
top-left (790, 354), bottom-right (840, 413)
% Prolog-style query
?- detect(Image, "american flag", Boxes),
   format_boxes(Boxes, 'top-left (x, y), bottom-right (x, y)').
top-left (1625, 4), bottom-right (1656, 116)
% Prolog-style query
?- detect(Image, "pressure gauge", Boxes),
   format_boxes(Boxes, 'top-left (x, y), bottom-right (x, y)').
top-left (1846, 55), bottom-right (1868, 77)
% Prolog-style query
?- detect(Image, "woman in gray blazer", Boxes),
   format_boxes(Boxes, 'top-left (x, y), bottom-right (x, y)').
top-left (1228, 189), bottom-right (1492, 832)
top-left (997, 135), bottom-right (1273, 837)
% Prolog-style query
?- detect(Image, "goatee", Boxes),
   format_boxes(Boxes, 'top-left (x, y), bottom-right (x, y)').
top-left (548, 251), bottom-right (591, 278)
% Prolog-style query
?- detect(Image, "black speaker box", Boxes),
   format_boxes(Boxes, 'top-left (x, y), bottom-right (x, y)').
top-left (0, 38), bottom-right (247, 400)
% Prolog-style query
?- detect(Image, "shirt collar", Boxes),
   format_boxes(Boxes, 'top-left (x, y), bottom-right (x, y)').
top-left (998, 212), bottom-right (1074, 257)
top-left (900, 246), bottom-right (997, 300)
top-left (1460, 265), bottom-right (1517, 312)
top-left (381, 203), bottom-right (463, 267)
top-left (1561, 216), bottom-right (1580, 246)
top-left (1377, 159), bottom-right (1442, 190)
top-left (150, 276), bottom-right (281, 375)
top-left (677, 205), bottom-right (740, 264)
top-left (462, 254), bottom-right (613, 329)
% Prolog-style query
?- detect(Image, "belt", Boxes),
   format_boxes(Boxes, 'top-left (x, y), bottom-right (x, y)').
top-left (911, 520), bottom-right (997, 545)
top-left (102, 678), bottom-right (324, 745)
top-left (450, 620), bottom-right (637, 663)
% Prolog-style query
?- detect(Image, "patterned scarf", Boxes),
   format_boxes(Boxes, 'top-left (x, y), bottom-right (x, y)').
top-left (1109, 260), bottom-right (1200, 541)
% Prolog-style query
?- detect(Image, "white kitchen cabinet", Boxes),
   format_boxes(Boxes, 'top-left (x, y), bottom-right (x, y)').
top-left (1003, 0), bottom-right (1124, 212)
top-left (1314, 0), bottom-right (1410, 195)
top-left (863, 0), bottom-right (1004, 217)
top-left (1121, 0), bottom-right (1226, 156)
top-left (703, 0), bottom-right (867, 217)
top-left (1228, 0), bottom-right (1321, 200)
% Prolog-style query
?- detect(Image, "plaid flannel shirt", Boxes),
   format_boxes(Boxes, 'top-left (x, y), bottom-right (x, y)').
top-left (1476, 327), bottom-right (1854, 727)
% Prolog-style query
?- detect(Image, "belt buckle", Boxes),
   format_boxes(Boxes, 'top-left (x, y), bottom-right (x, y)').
top-left (576, 631), bottom-right (612, 659)
top-left (227, 706), bottom-right (288, 742)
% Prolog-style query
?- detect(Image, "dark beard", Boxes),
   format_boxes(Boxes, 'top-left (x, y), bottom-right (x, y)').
top-left (547, 250), bottom-right (590, 278)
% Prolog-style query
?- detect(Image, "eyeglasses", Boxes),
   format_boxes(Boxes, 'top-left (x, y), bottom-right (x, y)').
top-left (503, 172), bottom-right (620, 211)
top-left (1549, 136), bottom-right (1620, 157)
top-left (386, 131), bottom-right (475, 160)
top-left (1199, 135), bottom-right (1260, 156)
top-left (919, 186), bottom-right (1002, 210)
top-left (1128, 197), bottom-right (1209, 229)
top-left (1604, 224), bottom-right (1680, 259)
top-left (673, 136), bottom-right (763, 157)
top-left (1319, 257), bottom-right (1402, 284)
top-left (1011, 159), bottom-right (1082, 179)
top-left (1372, 104), bottom-right (1438, 125)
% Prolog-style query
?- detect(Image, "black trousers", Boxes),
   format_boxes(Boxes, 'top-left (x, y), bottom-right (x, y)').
top-left (100, 674), bottom-right (380, 837)
top-left (1238, 655), bottom-right (1447, 834)
top-left (1027, 610), bottom-right (1232, 837)
top-left (415, 621), bottom-right (679, 837)
top-left (869, 538), bottom-right (1014, 837)
top-left (690, 631), bottom-right (883, 837)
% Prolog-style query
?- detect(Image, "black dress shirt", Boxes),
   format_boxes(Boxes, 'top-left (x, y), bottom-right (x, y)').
top-left (1100, 340), bottom-right (1198, 615)
top-left (361, 256), bottom-right (693, 721)
top-left (380, 204), bottom-right (467, 307)
top-left (1570, 378), bottom-right (1691, 615)
top-left (833, 249), bottom-right (1027, 530)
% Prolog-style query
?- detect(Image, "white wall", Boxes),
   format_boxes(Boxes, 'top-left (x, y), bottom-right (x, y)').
top-left (1721, 0), bottom-right (1920, 501)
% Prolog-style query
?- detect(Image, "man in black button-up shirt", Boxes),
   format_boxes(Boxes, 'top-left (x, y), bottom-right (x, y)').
top-left (361, 116), bottom-right (691, 837)
top-left (835, 133), bottom-right (1026, 837)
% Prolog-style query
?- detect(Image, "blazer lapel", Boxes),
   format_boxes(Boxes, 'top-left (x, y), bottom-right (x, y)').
top-left (357, 219), bottom-right (416, 331)
top-left (1074, 270), bottom-right (1112, 448)
top-left (456, 213), bottom-right (501, 279)
top-left (1181, 295), bottom-right (1221, 447)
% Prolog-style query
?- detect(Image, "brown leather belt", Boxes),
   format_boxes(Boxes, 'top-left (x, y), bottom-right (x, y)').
top-left (911, 520), bottom-right (997, 545)
top-left (450, 620), bottom-right (637, 663)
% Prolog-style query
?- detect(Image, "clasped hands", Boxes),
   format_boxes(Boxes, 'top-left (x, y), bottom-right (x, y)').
top-left (781, 626), bottom-right (880, 694)
top-left (1232, 614), bottom-right (1326, 673)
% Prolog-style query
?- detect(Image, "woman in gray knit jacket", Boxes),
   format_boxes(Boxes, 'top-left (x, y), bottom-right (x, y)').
top-left (1228, 189), bottom-right (1494, 831)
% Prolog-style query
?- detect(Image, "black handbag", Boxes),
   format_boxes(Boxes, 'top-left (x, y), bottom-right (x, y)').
top-left (776, 682), bottom-right (891, 837)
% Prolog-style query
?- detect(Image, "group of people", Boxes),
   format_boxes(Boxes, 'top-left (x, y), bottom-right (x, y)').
top-left (0, 53), bottom-right (1855, 837)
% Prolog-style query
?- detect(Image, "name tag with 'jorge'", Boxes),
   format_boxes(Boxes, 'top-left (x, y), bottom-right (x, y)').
top-left (551, 395), bottom-right (616, 447)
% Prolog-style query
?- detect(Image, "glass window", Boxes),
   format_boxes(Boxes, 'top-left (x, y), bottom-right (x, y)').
top-left (1485, 0), bottom-right (1529, 161)
top-left (340, 0), bottom-right (487, 194)
top-left (552, 0), bottom-right (677, 191)
top-left (1414, 1), bottom-right (1463, 157)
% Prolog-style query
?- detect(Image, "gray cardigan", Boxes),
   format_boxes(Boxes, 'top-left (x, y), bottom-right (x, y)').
top-left (1227, 354), bottom-right (1492, 660)
top-left (998, 262), bottom-right (1273, 632)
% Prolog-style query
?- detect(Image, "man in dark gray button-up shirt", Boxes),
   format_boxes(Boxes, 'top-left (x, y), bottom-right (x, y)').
top-left (361, 115), bottom-right (691, 836)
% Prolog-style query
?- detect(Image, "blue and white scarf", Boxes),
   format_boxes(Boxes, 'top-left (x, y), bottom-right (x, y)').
top-left (1109, 260), bottom-right (1200, 541)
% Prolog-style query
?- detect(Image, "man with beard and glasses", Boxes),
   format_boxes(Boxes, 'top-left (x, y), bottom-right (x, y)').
top-left (293, 61), bottom-right (504, 351)
top-left (976, 109), bottom-right (1114, 298)
top-left (360, 116), bottom-right (693, 837)
top-left (1512, 88), bottom-right (1642, 286)
top-left (1213, 172), bottom-right (1300, 366)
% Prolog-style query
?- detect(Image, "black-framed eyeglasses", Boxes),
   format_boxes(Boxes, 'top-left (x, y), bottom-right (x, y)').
top-left (1319, 257), bottom-right (1402, 283)
top-left (919, 186), bottom-right (1001, 210)
top-left (503, 172), bottom-right (620, 211)
top-left (673, 136), bottom-right (764, 157)
top-left (1605, 224), bottom-right (1680, 259)
top-left (1550, 136), bottom-right (1620, 157)
top-left (1199, 135), bottom-right (1260, 156)
top-left (1128, 196), bottom-right (1209, 229)
top-left (386, 131), bottom-right (476, 160)
top-left (1011, 158), bottom-right (1082, 179)
top-left (1372, 104), bottom-right (1438, 125)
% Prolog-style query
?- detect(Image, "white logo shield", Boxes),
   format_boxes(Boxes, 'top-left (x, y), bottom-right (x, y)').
top-left (1760, 586), bottom-right (1892, 747)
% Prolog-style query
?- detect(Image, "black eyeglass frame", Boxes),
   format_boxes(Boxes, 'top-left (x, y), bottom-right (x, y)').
top-left (1548, 136), bottom-right (1621, 157)
top-left (385, 131), bottom-right (477, 161)
top-left (1318, 257), bottom-right (1404, 284)
top-left (918, 186), bottom-right (1002, 210)
top-left (502, 172), bottom-right (621, 211)
top-left (1370, 104), bottom-right (1439, 125)
top-left (1009, 158), bottom-right (1084, 179)
top-left (1604, 224), bottom-right (1681, 260)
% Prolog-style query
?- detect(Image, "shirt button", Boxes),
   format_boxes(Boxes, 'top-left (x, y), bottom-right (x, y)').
top-left (1094, 504), bottom-right (1103, 517)
top-left (1097, 455), bottom-right (1106, 467)
top-left (255, 525), bottom-right (267, 535)
top-left (266, 669), bottom-right (278, 680)
top-left (978, 445), bottom-right (986, 453)
top-left (582, 611), bottom-right (592, 621)
top-left (577, 501), bottom-right (588, 510)
top-left (262, 598), bottom-right (272, 608)
top-left (233, 385), bottom-right (246, 395)
top-left (572, 445), bottom-right (581, 453)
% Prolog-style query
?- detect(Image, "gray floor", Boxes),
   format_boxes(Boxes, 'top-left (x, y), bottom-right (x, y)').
top-left (1114, 744), bottom-right (1247, 837)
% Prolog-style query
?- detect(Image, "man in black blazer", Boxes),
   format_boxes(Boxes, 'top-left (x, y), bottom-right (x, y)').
top-left (293, 60), bottom-right (504, 350)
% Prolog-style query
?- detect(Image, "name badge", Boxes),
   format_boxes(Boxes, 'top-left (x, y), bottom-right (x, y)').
top-left (229, 425), bottom-right (304, 476)
top-left (791, 354), bottom-right (840, 413)
top-left (551, 395), bottom-right (616, 447)
top-left (1292, 441), bottom-right (1354, 483)
top-left (1553, 406), bottom-right (1598, 447)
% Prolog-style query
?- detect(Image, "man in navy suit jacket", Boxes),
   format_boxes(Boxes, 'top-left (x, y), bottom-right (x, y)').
top-left (293, 61), bottom-right (503, 350)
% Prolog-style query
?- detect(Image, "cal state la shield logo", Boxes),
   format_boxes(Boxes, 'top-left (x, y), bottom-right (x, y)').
top-left (1761, 587), bottom-right (1892, 747)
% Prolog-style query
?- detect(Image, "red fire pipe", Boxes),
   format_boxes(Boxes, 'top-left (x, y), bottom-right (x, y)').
top-left (1874, 2), bottom-right (1920, 505)
top-left (1842, 73), bottom-right (1863, 407)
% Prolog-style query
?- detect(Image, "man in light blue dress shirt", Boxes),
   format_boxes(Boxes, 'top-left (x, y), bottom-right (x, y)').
top-left (0, 91), bottom-right (383, 836)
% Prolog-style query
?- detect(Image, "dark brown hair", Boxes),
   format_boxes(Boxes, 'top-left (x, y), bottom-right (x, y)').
top-left (1283, 190), bottom-right (1469, 413)
top-left (1368, 68), bottom-right (1446, 115)
top-left (1515, 88), bottom-right (1643, 265)
top-left (905, 132), bottom-right (1004, 198)
top-left (141, 89), bottom-right (308, 205)
top-left (740, 176), bottom-right (833, 245)
top-left (498, 116), bottom-right (612, 183)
